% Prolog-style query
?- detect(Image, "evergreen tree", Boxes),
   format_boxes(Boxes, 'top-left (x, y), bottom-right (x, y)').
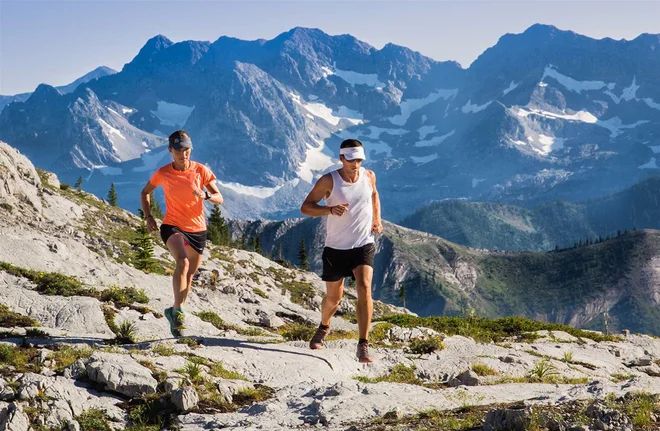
top-left (240, 233), bottom-right (247, 250)
top-left (108, 183), bottom-right (118, 206)
top-left (617, 229), bottom-right (622, 237)
top-left (149, 192), bottom-right (163, 219)
top-left (74, 176), bottom-right (83, 191)
top-left (255, 235), bottom-right (262, 255)
top-left (298, 238), bottom-right (308, 271)
top-left (207, 205), bottom-right (229, 245)
top-left (399, 283), bottom-right (407, 309)
top-left (276, 241), bottom-right (283, 260)
top-left (132, 222), bottom-right (156, 272)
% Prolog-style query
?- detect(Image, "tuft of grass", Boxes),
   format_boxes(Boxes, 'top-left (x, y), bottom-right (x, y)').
top-left (208, 361), bottom-right (247, 380)
top-left (407, 335), bottom-right (445, 355)
top-left (279, 322), bottom-right (316, 341)
top-left (77, 408), bottom-right (112, 431)
top-left (471, 363), bottom-right (499, 377)
top-left (527, 359), bottom-right (559, 381)
top-left (100, 285), bottom-right (149, 307)
top-left (179, 360), bottom-right (204, 384)
top-left (152, 344), bottom-right (176, 356)
top-left (610, 372), bottom-right (636, 383)
top-left (622, 392), bottom-right (659, 428)
top-left (49, 345), bottom-right (93, 372)
top-left (375, 314), bottom-right (621, 344)
top-left (562, 351), bottom-right (574, 363)
top-left (253, 288), bottom-right (268, 299)
top-left (195, 310), bottom-right (264, 336)
top-left (355, 364), bottom-right (427, 387)
top-left (0, 262), bottom-right (96, 297)
top-left (0, 304), bottom-right (40, 328)
top-left (0, 344), bottom-right (32, 370)
top-left (232, 385), bottom-right (273, 406)
top-left (114, 320), bottom-right (138, 344)
top-left (280, 279), bottom-right (316, 308)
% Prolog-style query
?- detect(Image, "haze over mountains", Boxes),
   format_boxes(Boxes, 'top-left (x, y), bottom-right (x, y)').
top-left (1, 24), bottom-right (659, 225)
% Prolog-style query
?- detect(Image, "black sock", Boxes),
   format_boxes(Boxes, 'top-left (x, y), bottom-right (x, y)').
top-left (319, 324), bottom-right (330, 330)
top-left (358, 338), bottom-right (368, 345)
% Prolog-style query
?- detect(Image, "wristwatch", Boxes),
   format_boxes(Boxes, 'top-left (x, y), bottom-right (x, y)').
top-left (204, 190), bottom-right (212, 200)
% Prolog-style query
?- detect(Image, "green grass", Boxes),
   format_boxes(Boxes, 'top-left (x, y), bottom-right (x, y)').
top-left (48, 345), bottom-right (93, 372)
top-left (610, 372), bottom-right (636, 383)
top-left (407, 335), bottom-right (445, 355)
top-left (279, 322), bottom-right (316, 341)
top-left (100, 285), bottom-right (149, 307)
top-left (375, 314), bottom-right (620, 344)
top-left (471, 363), bottom-right (499, 377)
top-left (280, 279), bottom-right (317, 308)
top-left (208, 361), bottom-right (247, 380)
top-left (0, 344), bottom-right (40, 375)
top-left (0, 304), bottom-right (40, 328)
top-left (77, 409), bottom-right (112, 431)
top-left (152, 344), bottom-right (176, 356)
top-left (113, 320), bottom-right (138, 344)
top-left (253, 288), bottom-right (268, 299)
top-left (177, 337), bottom-right (202, 349)
top-left (0, 261), bottom-right (96, 297)
top-left (195, 310), bottom-right (265, 336)
top-left (355, 364), bottom-right (434, 388)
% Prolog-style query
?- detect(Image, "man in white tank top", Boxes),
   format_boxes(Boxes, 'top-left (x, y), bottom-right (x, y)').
top-left (301, 139), bottom-right (383, 363)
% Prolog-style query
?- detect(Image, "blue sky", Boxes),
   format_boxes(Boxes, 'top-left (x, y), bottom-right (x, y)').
top-left (1, 1), bottom-right (659, 95)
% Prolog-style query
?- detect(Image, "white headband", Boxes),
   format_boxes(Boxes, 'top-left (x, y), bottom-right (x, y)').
top-left (339, 147), bottom-right (366, 160)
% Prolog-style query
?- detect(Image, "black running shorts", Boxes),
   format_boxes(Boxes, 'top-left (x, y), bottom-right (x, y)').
top-left (160, 224), bottom-right (207, 255)
top-left (321, 243), bottom-right (375, 282)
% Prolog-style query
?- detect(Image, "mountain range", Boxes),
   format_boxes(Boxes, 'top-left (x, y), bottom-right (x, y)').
top-left (1, 24), bottom-right (659, 222)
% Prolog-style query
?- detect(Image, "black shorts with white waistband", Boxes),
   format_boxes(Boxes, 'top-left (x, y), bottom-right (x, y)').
top-left (321, 243), bottom-right (375, 282)
top-left (160, 224), bottom-right (207, 255)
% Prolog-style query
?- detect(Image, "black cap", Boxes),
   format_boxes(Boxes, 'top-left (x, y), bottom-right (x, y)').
top-left (169, 135), bottom-right (192, 151)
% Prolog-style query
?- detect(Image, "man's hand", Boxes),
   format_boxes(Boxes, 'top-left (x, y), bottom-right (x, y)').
top-left (145, 216), bottom-right (158, 233)
top-left (192, 189), bottom-right (206, 199)
top-left (371, 219), bottom-right (383, 234)
top-left (330, 203), bottom-right (350, 216)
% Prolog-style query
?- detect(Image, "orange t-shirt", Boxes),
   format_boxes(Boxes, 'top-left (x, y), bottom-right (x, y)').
top-left (149, 161), bottom-right (217, 232)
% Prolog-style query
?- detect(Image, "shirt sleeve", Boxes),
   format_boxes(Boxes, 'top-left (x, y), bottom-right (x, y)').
top-left (149, 169), bottom-right (163, 187)
top-left (202, 165), bottom-right (217, 186)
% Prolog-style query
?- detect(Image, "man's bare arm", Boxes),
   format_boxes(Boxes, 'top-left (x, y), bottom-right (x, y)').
top-left (367, 170), bottom-right (383, 233)
top-left (301, 174), bottom-right (333, 217)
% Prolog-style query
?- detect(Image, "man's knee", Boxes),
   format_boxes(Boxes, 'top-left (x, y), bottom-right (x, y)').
top-left (325, 294), bottom-right (343, 307)
top-left (356, 281), bottom-right (372, 297)
top-left (175, 257), bottom-right (190, 273)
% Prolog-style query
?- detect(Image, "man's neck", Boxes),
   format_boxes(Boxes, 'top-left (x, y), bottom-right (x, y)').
top-left (338, 167), bottom-right (360, 183)
top-left (172, 161), bottom-right (191, 171)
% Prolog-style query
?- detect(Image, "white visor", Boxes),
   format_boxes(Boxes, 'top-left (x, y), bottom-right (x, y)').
top-left (339, 147), bottom-right (366, 160)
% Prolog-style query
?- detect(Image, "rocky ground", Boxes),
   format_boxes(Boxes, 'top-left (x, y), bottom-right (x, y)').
top-left (2, 140), bottom-right (660, 430)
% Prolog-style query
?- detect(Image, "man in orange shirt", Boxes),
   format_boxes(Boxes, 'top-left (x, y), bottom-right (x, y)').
top-left (140, 130), bottom-right (223, 336)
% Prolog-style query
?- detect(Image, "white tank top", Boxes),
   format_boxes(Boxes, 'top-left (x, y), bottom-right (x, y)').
top-left (324, 167), bottom-right (374, 250)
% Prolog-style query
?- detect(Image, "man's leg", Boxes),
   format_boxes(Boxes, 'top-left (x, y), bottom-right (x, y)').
top-left (181, 245), bottom-right (203, 307)
top-left (321, 279), bottom-right (344, 326)
top-left (166, 234), bottom-right (189, 309)
top-left (310, 279), bottom-right (344, 349)
top-left (352, 265), bottom-right (374, 341)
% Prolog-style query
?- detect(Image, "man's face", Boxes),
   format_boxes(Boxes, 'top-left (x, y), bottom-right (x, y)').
top-left (340, 154), bottom-right (363, 173)
top-left (170, 147), bottom-right (191, 163)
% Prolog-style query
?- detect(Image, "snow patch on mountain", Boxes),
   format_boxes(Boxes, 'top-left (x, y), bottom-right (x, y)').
top-left (605, 77), bottom-right (640, 103)
top-left (364, 126), bottom-right (407, 140)
top-left (150, 101), bottom-right (195, 128)
top-left (639, 158), bottom-right (658, 169)
top-left (389, 89), bottom-right (457, 126)
top-left (472, 178), bottom-right (486, 188)
top-left (364, 141), bottom-right (392, 157)
top-left (411, 153), bottom-right (438, 165)
top-left (328, 66), bottom-right (385, 89)
top-left (291, 93), bottom-right (363, 126)
top-left (503, 81), bottom-right (519, 96)
top-left (542, 66), bottom-right (614, 93)
top-left (643, 98), bottom-right (660, 111)
top-left (132, 147), bottom-right (171, 172)
top-left (218, 180), bottom-right (289, 199)
top-left (415, 130), bottom-right (455, 147)
top-left (536, 135), bottom-right (566, 155)
top-left (296, 138), bottom-right (337, 183)
top-left (462, 100), bottom-right (492, 114)
top-left (418, 125), bottom-right (436, 140)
